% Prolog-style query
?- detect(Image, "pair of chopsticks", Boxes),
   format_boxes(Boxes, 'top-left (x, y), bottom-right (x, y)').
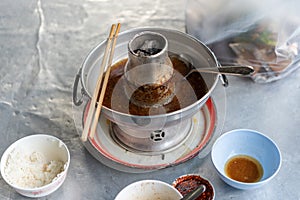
top-left (81, 23), bottom-right (121, 142)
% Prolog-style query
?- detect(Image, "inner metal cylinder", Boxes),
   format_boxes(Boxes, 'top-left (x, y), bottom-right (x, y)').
top-left (124, 31), bottom-right (175, 107)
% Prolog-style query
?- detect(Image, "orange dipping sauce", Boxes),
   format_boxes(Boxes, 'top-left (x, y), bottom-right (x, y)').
top-left (225, 155), bottom-right (264, 183)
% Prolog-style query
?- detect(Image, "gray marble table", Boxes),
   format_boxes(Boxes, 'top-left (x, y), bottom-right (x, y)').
top-left (0, 0), bottom-right (299, 199)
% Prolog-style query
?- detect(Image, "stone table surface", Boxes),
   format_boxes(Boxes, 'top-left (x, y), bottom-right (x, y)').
top-left (0, 0), bottom-right (300, 199)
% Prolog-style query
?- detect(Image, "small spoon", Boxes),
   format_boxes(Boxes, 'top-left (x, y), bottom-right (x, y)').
top-left (185, 65), bottom-right (255, 78)
top-left (180, 184), bottom-right (206, 200)
top-left (170, 53), bottom-right (254, 78)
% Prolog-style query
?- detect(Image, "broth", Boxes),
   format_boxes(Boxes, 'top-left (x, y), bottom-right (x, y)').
top-left (102, 55), bottom-right (208, 116)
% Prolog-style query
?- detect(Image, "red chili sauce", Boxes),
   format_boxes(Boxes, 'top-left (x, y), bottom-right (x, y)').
top-left (173, 175), bottom-right (214, 200)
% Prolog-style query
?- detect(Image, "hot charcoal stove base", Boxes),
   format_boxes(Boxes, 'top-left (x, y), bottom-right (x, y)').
top-left (81, 98), bottom-right (218, 173)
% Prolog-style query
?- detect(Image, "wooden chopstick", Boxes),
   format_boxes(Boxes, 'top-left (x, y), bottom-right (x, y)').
top-left (81, 23), bottom-right (120, 142)
top-left (90, 23), bottom-right (121, 139)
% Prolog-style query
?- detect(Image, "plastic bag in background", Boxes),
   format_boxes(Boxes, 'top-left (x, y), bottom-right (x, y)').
top-left (185, 0), bottom-right (300, 83)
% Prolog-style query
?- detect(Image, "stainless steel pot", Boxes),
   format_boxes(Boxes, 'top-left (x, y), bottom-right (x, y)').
top-left (73, 27), bottom-right (227, 152)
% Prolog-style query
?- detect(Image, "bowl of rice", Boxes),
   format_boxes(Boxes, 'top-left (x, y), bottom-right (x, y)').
top-left (0, 134), bottom-right (70, 198)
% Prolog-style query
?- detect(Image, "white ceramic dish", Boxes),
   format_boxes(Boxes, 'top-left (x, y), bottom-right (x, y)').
top-left (0, 134), bottom-right (70, 198)
top-left (115, 180), bottom-right (183, 200)
top-left (211, 129), bottom-right (281, 190)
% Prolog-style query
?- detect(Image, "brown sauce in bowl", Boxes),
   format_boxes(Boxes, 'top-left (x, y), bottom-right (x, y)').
top-left (102, 54), bottom-right (209, 116)
top-left (225, 155), bottom-right (264, 183)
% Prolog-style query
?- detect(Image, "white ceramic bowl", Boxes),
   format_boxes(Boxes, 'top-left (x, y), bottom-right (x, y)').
top-left (115, 180), bottom-right (183, 200)
top-left (0, 134), bottom-right (70, 198)
top-left (211, 129), bottom-right (281, 190)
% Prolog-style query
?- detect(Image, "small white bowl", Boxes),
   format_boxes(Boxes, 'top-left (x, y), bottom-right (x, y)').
top-left (211, 129), bottom-right (281, 190)
top-left (115, 180), bottom-right (183, 200)
top-left (0, 134), bottom-right (70, 198)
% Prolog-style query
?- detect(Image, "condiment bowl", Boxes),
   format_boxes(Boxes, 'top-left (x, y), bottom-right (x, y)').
top-left (211, 129), bottom-right (281, 190)
top-left (172, 174), bottom-right (215, 200)
top-left (0, 134), bottom-right (70, 198)
top-left (115, 180), bottom-right (183, 200)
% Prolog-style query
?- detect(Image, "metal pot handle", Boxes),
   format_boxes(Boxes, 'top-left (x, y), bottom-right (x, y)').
top-left (220, 74), bottom-right (229, 87)
top-left (73, 68), bottom-right (86, 106)
top-left (215, 60), bottom-right (228, 87)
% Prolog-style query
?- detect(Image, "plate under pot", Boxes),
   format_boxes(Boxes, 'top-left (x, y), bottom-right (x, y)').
top-left (82, 98), bottom-right (217, 173)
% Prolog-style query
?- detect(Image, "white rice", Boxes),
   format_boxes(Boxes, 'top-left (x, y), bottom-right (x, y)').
top-left (3, 149), bottom-right (64, 188)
